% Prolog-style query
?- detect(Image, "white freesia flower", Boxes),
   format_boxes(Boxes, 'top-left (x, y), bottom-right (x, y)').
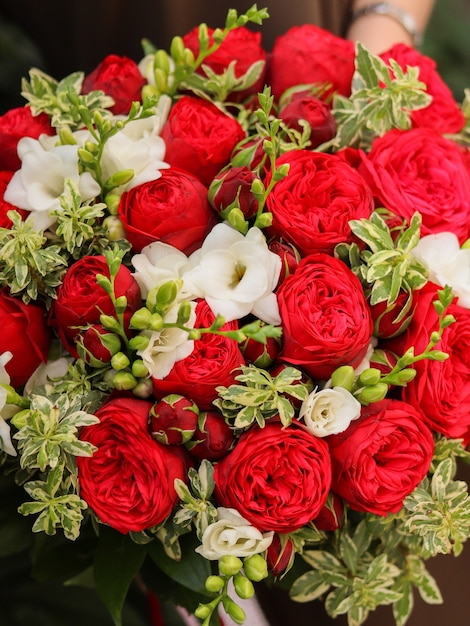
top-left (137, 301), bottom-right (197, 379)
top-left (100, 96), bottom-right (171, 193)
top-left (195, 507), bottom-right (274, 560)
top-left (0, 352), bottom-right (18, 456)
top-left (4, 137), bottom-right (101, 231)
top-left (132, 242), bottom-right (193, 301)
top-left (412, 232), bottom-right (470, 308)
top-left (183, 223), bottom-right (282, 324)
top-left (299, 386), bottom-right (361, 437)
top-left (23, 357), bottom-right (72, 397)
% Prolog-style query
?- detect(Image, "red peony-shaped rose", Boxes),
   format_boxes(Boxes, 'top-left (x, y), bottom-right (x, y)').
top-left (161, 95), bottom-right (246, 187)
top-left (0, 288), bottom-right (51, 389)
top-left (214, 421), bottom-right (332, 533)
top-left (380, 44), bottom-right (465, 135)
top-left (268, 24), bottom-right (356, 101)
top-left (182, 26), bottom-right (267, 99)
top-left (278, 92), bottom-right (336, 148)
top-left (387, 282), bottom-right (470, 444)
top-left (327, 399), bottom-right (434, 516)
top-left (277, 254), bottom-right (373, 380)
top-left (152, 300), bottom-right (245, 410)
top-left (118, 167), bottom-right (218, 253)
top-left (0, 107), bottom-right (53, 171)
top-left (50, 255), bottom-right (141, 357)
top-left (266, 150), bottom-right (373, 256)
top-left (77, 396), bottom-right (191, 534)
top-left (82, 54), bottom-right (145, 115)
top-left (359, 128), bottom-right (470, 245)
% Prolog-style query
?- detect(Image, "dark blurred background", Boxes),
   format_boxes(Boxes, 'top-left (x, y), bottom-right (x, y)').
top-left (0, 0), bottom-right (469, 113)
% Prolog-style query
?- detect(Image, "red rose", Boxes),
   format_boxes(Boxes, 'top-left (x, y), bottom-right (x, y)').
top-left (266, 150), bottom-right (373, 256)
top-left (214, 421), bottom-right (332, 533)
top-left (82, 54), bottom-right (145, 115)
top-left (278, 92), bottom-right (336, 148)
top-left (370, 289), bottom-right (416, 339)
top-left (186, 409), bottom-right (236, 461)
top-left (209, 166), bottom-right (259, 219)
top-left (0, 171), bottom-right (28, 227)
top-left (0, 288), bottom-right (51, 389)
top-left (327, 399), bottom-right (434, 516)
top-left (387, 283), bottom-right (470, 443)
top-left (277, 254), bottom-right (373, 380)
top-left (50, 255), bottom-right (141, 357)
top-left (268, 25), bottom-right (355, 100)
top-left (152, 300), bottom-right (245, 410)
top-left (380, 44), bottom-right (465, 135)
top-left (150, 395), bottom-right (199, 446)
top-left (0, 107), bottom-right (53, 171)
top-left (161, 96), bottom-right (246, 187)
top-left (182, 26), bottom-right (267, 100)
top-left (359, 128), bottom-right (470, 245)
top-left (118, 167), bottom-right (218, 253)
top-left (77, 396), bottom-right (190, 534)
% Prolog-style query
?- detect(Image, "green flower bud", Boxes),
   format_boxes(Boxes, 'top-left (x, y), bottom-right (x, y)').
top-left (358, 367), bottom-right (381, 387)
top-left (394, 368), bottom-right (417, 384)
top-left (330, 365), bottom-right (355, 391)
top-left (219, 555), bottom-right (243, 577)
top-left (99, 314), bottom-right (121, 332)
top-left (273, 163), bottom-right (290, 180)
top-left (262, 139), bottom-right (274, 156)
top-left (77, 147), bottom-right (96, 164)
top-left (111, 352), bottom-right (131, 371)
top-left (103, 215), bottom-right (126, 240)
top-left (250, 177), bottom-right (265, 198)
top-left (104, 169), bottom-right (135, 192)
top-left (182, 48), bottom-right (195, 66)
top-left (142, 84), bottom-right (160, 101)
top-left (114, 295), bottom-right (128, 314)
top-left (112, 371), bottom-right (137, 391)
top-left (356, 382), bottom-right (388, 405)
top-left (58, 127), bottom-right (77, 145)
top-left (254, 212), bottom-right (273, 229)
top-left (233, 573), bottom-right (255, 600)
top-left (132, 379), bottom-right (154, 399)
top-left (205, 575), bottom-right (225, 593)
top-left (154, 49), bottom-right (171, 73)
top-left (228, 207), bottom-right (249, 234)
top-left (130, 307), bottom-right (153, 330)
top-left (149, 313), bottom-right (164, 331)
top-left (170, 36), bottom-right (185, 62)
top-left (154, 68), bottom-right (168, 93)
top-left (104, 193), bottom-right (121, 215)
top-left (131, 359), bottom-right (149, 379)
top-left (194, 604), bottom-right (212, 620)
top-left (177, 300), bottom-right (193, 325)
top-left (224, 599), bottom-right (245, 625)
top-left (430, 331), bottom-right (441, 344)
top-left (243, 554), bottom-right (268, 582)
top-left (129, 334), bottom-right (150, 351)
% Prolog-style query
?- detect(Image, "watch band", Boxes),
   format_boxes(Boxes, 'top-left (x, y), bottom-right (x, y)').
top-left (349, 3), bottom-right (423, 47)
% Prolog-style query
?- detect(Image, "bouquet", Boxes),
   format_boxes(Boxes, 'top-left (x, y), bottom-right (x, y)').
top-left (1, 5), bottom-right (470, 626)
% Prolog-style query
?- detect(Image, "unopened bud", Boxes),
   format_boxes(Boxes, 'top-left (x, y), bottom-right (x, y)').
top-left (218, 555), bottom-right (243, 577)
top-left (224, 599), bottom-right (246, 625)
top-left (205, 575), bottom-right (225, 593)
top-left (111, 352), bottom-right (131, 371)
top-left (233, 573), bottom-right (254, 600)
top-left (330, 365), bottom-right (355, 391)
top-left (358, 368), bottom-right (381, 387)
top-left (356, 382), bottom-right (388, 404)
top-left (243, 554), bottom-right (268, 582)
top-left (130, 307), bottom-right (152, 330)
top-left (112, 371), bottom-right (137, 390)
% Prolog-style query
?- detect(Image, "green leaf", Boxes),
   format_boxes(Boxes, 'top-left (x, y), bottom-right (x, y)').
top-left (94, 528), bottom-right (147, 626)
top-left (392, 581), bottom-right (414, 626)
top-left (289, 570), bottom-right (331, 602)
top-left (147, 533), bottom-right (211, 595)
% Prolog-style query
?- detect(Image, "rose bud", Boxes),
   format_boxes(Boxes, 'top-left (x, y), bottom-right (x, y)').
top-left (269, 240), bottom-right (301, 284)
top-left (369, 349), bottom-right (398, 377)
top-left (230, 136), bottom-right (267, 171)
top-left (150, 394), bottom-right (199, 445)
top-left (279, 92), bottom-right (336, 148)
top-left (312, 493), bottom-right (344, 531)
top-left (76, 324), bottom-right (123, 368)
top-left (186, 410), bottom-right (235, 461)
top-left (266, 534), bottom-right (295, 577)
top-left (241, 335), bottom-right (281, 369)
top-left (370, 290), bottom-right (415, 339)
top-left (209, 166), bottom-right (259, 220)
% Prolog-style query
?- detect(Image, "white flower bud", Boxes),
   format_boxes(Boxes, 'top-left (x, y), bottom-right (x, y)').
top-left (195, 507), bottom-right (273, 561)
top-left (299, 386), bottom-right (361, 437)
